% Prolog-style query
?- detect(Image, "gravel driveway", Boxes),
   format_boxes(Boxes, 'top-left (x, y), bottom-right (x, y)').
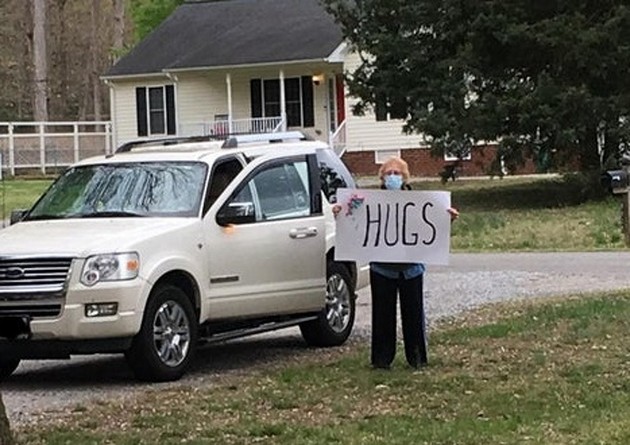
top-left (4, 251), bottom-right (630, 426)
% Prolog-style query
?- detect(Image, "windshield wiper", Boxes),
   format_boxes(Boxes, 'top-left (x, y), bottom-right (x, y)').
top-left (78, 211), bottom-right (147, 218)
top-left (23, 214), bottom-right (68, 221)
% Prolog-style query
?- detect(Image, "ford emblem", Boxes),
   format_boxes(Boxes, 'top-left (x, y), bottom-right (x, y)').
top-left (5, 267), bottom-right (25, 279)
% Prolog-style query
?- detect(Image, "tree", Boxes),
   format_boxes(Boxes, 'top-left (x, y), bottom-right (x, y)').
top-left (0, 392), bottom-right (13, 445)
top-left (129, 0), bottom-right (184, 42)
top-left (90, 0), bottom-right (102, 121)
top-left (0, 0), bottom-right (135, 121)
top-left (32, 0), bottom-right (48, 121)
top-left (324, 0), bottom-right (630, 173)
top-left (111, 0), bottom-right (126, 63)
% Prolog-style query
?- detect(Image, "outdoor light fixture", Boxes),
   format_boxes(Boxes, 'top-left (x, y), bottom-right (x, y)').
top-left (312, 73), bottom-right (324, 86)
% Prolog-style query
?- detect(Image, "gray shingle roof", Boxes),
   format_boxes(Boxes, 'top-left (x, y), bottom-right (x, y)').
top-left (106, 0), bottom-right (343, 77)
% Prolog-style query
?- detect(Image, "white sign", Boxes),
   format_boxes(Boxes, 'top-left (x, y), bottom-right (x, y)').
top-left (334, 188), bottom-right (451, 265)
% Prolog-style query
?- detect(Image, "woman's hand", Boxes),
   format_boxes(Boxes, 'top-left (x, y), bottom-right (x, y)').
top-left (447, 207), bottom-right (459, 221)
top-left (332, 204), bottom-right (342, 218)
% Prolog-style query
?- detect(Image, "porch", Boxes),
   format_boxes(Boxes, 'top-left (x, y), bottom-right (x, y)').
top-left (178, 115), bottom-right (347, 156)
top-left (155, 64), bottom-right (348, 155)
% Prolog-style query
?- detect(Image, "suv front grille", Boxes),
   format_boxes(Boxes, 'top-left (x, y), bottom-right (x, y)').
top-left (0, 257), bottom-right (73, 318)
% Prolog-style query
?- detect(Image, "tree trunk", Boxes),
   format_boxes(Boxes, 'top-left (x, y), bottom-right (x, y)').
top-left (0, 392), bottom-right (14, 445)
top-left (90, 0), bottom-right (101, 121)
top-left (579, 125), bottom-right (602, 172)
top-left (112, 0), bottom-right (125, 63)
top-left (32, 0), bottom-right (48, 121)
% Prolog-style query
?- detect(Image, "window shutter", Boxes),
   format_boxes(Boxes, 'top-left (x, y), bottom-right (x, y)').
top-left (165, 85), bottom-right (176, 135)
top-left (375, 93), bottom-right (388, 122)
top-left (301, 76), bottom-right (314, 127)
top-left (135, 87), bottom-right (148, 136)
top-left (250, 79), bottom-right (262, 118)
top-left (389, 96), bottom-right (407, 120)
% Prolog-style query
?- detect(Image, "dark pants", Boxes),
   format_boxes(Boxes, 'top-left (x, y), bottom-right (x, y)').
top-left (370, 269), bottom-right (428, 368)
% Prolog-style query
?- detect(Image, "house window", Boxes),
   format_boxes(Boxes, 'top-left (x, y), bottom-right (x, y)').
top-left (250, 77), bottom-right (314, 128)
top-left (263, 80), bottom-right (281, 118)
top-left (375, 94), bottom-right (407, 122)
top-left (375, 149), bottom-right (401, 164)
top-left (135, 85), bottom-right (176, 137)
top-left (444, 149), bottom-right (472, 162)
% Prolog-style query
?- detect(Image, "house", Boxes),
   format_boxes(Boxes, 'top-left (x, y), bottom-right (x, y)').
top-left (103, 0), bottom-right (529, 177)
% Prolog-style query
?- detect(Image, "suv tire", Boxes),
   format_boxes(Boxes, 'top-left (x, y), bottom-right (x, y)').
top-left (125, 284), bottom-right (198, 382)
top-left (0, 358), bottom-right (20, 381)
top-left (300, 261), bottom-right (355, 346)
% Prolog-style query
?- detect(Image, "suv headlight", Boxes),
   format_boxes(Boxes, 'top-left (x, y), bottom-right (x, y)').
top-left (80, 253), bottom-right (140, 287)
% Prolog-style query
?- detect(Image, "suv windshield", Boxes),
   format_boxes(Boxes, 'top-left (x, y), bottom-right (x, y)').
top-left (26, 162), bottom-right (208, 220)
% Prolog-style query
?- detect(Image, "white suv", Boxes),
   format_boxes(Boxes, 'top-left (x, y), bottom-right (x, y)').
top-left (0, 132), bottom-right (368, 382)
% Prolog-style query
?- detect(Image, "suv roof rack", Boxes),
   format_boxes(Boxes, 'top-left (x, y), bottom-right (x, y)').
top-left (115, 134), bottom-right (227, 153)
top-left (221, 131), bottom-right (311, 149)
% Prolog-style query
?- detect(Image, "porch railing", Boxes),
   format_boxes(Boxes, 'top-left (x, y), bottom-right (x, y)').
top-left (179, 116), bottom-right (285, 137)
top-left (0, 121), bottom-right (112, 176)
top-left (330, 120), bottom-right (347, 157)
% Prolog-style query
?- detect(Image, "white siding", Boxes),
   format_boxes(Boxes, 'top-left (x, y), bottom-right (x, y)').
top-left (110, 80), bottom-right (141, 148)
top-left (177, 72), bottom-right (227, 125)
top-left (342, 51), bottom-right (426, 152)
top-left (110, 63), bottom-right (338, 148)
top-left (109, 76), bottom-right (174, 147)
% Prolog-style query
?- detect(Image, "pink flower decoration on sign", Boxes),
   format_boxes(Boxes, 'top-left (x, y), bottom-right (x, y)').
top-left (346, 193), bottom-right (365, 216)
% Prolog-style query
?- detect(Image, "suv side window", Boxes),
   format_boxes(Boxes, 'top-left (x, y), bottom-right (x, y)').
top-left (316, 149), bottom-right (355, 203)
top-left (255, 162), bottom-right (309, 219)
top-left (219, 159), bottom-right (312, 223)
top-left (204, 157), bottom-right (244, 213)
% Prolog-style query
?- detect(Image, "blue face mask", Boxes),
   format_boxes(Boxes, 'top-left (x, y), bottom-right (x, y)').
top-left (384, 174), bottom-right (403, 190)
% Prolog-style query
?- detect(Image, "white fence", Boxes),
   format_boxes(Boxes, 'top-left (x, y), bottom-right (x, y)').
top-left (0, 121), bottom-right (113, 176)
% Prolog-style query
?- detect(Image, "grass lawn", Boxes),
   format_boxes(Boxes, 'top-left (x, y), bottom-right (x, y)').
top-left (0, 179), bottom-right (51, 220)
top-left (17, 291), bottom-right (630, 444)
top-left (391, 174), bottom-right (624, 251)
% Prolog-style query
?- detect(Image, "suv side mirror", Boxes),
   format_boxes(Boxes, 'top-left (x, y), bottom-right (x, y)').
top-left (10, 209), bottom-right (28, 225)
top-left (216, 202), bottom-right (256, 226)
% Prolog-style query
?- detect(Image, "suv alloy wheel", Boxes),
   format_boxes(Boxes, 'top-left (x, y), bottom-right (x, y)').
top-left (300, 261), bottom-right (356, 346)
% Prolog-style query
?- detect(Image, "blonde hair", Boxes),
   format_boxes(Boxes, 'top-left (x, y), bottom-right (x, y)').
top-left (378, 156), bottom-right (410, 182)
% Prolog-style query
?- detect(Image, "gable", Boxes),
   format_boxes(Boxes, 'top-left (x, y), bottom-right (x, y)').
top-left (106, 0), bottom-right (343, 77)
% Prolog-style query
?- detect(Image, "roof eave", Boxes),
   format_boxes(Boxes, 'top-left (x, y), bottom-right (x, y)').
top-left (324, 42), bottom-right (348, 63)
top-left (101, 45), bottom-right (347, 81)
top-left (101, 71), bottom-right (172, 81)
top-left (164, 57), bottom-right (337, 74)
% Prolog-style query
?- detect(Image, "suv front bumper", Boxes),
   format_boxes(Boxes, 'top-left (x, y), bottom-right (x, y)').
top-left (0, 336), bottom-right (133, 359)
top-left (0, 277), bottom-right (149, 344)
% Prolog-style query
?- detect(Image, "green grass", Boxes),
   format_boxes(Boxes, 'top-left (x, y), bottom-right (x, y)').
top-left (16, 292), bottom-right (630, 444)
top-left (0, 179), bottom-right (51, 219)
top-left (398, 174), bottom-right (624, 251)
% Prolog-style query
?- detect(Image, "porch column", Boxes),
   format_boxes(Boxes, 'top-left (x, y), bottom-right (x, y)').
top-left (279, 69), bottom-right (287, 131)
top-left (326, 75), bottom-right (332, 147)
top-left (226, 73), bottom-right (233, 134)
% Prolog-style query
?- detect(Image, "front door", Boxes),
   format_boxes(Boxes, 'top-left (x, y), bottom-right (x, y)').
top-left (202, 153), bottom-right (326, 320)
top-left (327, 74), bottom-right (346, 134)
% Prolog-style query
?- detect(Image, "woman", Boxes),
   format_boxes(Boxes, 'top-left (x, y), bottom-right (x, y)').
top-left (360, 157), bottom-right (458, 369)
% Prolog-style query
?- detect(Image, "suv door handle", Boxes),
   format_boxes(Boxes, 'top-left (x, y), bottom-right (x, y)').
top-left (289, 227), bottom-right (318, 239)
